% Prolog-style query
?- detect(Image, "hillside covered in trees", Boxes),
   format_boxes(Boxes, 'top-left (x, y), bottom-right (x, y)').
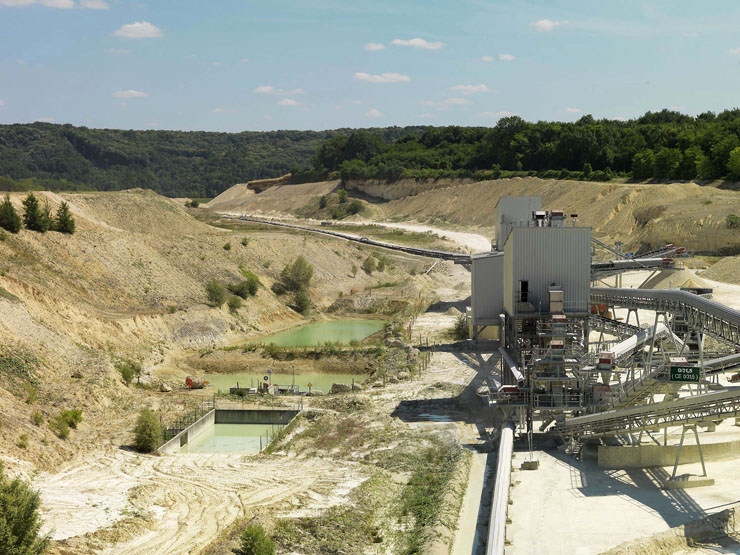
top-left (0, 123), bottom-right (427, 197)
top-left (305, 109), bottom-right (740, 183)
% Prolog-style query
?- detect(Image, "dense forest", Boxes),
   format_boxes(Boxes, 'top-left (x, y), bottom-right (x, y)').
top-left (0, 123), bottom-right (427, 197)
top-left (304, 109), bottom-right (740, 183)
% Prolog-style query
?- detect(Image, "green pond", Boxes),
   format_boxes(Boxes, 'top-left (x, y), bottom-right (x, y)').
top-left (207, 372), bottom-right (363, 395)
top-left (180, 423), bottom-right (285, 454)
top-left (257, 319), bottom-right (385, 347)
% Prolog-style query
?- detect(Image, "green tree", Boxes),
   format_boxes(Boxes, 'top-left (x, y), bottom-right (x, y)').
top-left (293, 289), bottom-right (310, 315)
top-left (22, 193), bottom-right (50, 232)
top-left (0, 462), bottom-right (49, 554)
top-left (133, 408), bottom-right (163, 453)
top-left (279, 256), bottom-right (313, 292)
top-left (728, 147), bottom-right (740, 179)
top-left (337, 188), bottom-right (348, 204)
top-left (116, 361), bottom-right (135, 386)
top-left (727, 214), bottom-right (740, 229)
top-left (0, 195), bottom-right (22, 234)
top-left (240, 524), bottom-right (275, 555)
top-left (53, 201), bottom-right (75, 234)
top-left (227, 295), bottom-right (242, 312)
top-left (377, 256), bottom-right (387, 272)
top-left (319, 195), bottom-right (328, 209)
top-left (206, 279), bottom-right (228, 307)
top-left (362, 256), bottom-right (376, 274)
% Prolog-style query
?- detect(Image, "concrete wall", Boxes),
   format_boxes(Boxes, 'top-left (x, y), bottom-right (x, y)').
top-left (158, 409), bottom-right (215, 454)
top-left (598, 440), bottom-right (740, 469)
top-left (214, 409), bottom-right (299, 425)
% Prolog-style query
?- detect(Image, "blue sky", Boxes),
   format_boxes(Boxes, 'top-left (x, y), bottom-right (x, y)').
top-left (2, 0), bottom-right (740, 132)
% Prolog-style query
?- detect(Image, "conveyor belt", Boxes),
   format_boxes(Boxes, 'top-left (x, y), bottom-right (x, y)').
top-left (591, 288), bottom-right (740, 344)
top-left (589, 313), bottom-right (641, 337)
top-left (558, 387), bottom-right (740, 438)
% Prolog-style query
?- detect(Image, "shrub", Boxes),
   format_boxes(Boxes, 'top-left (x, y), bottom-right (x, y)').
top-left (319, 195), bottom-right (328, 209)
top-left (0, 194), bottom-right (21, 234)
top-left (53, 416), bottom-right (69, 440)
top-left (362, 256), bottom-right (376, 274)
top-left (227, 295), bottom-right (242, 312)
top-left (337, 188), bottom-right (348, 204)
top-left (59, 409), bottom-right (82, 429)
top-left (228, 281), bottom-right (251, 299)
top-left (240, 524), bottom-right (275, 555)
top-left (25, 386), bottom-right (37, 405)
top-left (727, 214), bottom-right (740, 229)
top-left (22, 194), bottom-right (50, 233)
top-left (452, 315), bottom-right (469, 340)
top-left (223, 242), bottom-right (232, 251)
top-left (293, 289), bottom-right (311, 315)
top-left (52, 201), bottom-right (75, 234)
top-left (0, 462), bottom-right (49, 553)
top-left (377, 256), bottom-right (388, 272)
top-left (116, 361), bottom-right (134, 386)
top-left (168, 305), bottom-right (177, 314)
top-left (133, 408), bottom-right (163, 453)
top-left (187, 199), bottom-right (199, 208)
top-left (351, 264), bottom-right (358, 277)
top-left (16, 434), bottom-right (29, 449)
top-left (279, 256), bottom-right (313, 292)
top-left (241, 237), bottom-right (249, 246)
top-left (31, 411), bottom-right (43, 426)
top-left (206, 279), bottom-right (228, 307)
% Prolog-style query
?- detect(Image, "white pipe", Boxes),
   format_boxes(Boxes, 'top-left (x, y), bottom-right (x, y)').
top-left (487, 420), bottom-right (515, 555)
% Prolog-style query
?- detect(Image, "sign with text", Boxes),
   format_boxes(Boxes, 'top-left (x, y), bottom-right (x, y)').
top-left (669, 365), bottom-right (700, 383)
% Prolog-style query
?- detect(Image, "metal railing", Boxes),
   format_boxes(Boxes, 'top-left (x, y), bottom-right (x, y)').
top-left (161, 399), bottom-right (215, 445)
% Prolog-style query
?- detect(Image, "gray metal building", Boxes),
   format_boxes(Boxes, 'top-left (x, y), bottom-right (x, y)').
top-left (494, 196), bottom-right (542, 248)
top-left (470, 252), bottom-right (504, 340)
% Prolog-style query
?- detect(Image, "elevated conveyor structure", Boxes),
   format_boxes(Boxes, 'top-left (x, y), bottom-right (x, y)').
top-left (589, 313), bottom-right (641, 338)
top-left (591, 288), bottom-right (740, 345)
top-left (557, 387), bottom-right (740, 439)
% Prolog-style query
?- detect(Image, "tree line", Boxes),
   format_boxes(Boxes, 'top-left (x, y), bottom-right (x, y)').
top-left (0, 123), bottom-right (427, 198)
top-left (300, 109), bottom-right (740, 183)
top-left (0, 193), bottom-right (75, 234)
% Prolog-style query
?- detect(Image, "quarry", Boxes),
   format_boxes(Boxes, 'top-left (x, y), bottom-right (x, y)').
top-left (3, 177), bottom-right (740, 554)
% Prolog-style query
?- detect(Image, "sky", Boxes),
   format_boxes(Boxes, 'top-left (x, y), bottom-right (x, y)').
top-left (2, 0), bottom-right (740, 132)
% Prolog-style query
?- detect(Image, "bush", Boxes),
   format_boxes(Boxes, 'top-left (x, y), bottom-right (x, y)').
top-left (240, 524), bottom-right (275, 555)
top-left (22, 193), bottom-right (51, 233)
top-left (0, 194), bottom-right (21, 234)
top-left (31, 411), bottom-right (43, 426)
top-left (351, 264), bottom-right (358, 277)
top-left (206, 279), bottom-right (228, 307)
top-left (187, 199), bottom-right (199, 208)
top-left (52, 201), bottom-right (75, 234)
top-left (16, 434), bottom-right (29, 449)
top-left (337, 188), bottom-right (348, 204)
top-left (133, 408), bottom-right (163, 453)
top-left (0, 462), bottom-right (49, 554)
top-left (727, 214), bottom-right (740, 229)
top-left (347, 199), bottom-right (363, 215)
top-left (452, 315), bottom-right (469, 340)
top-left (293, 289), bottom-right (311, 315)
top-left (228, 281), bottom-right (251, 299)
top-left (116, 361), bottom-right (135, 386)
top-left (53, 416), bottom-right (69, 440)
top-left (223, 242), bottom-right (232, 251)
top-left (319, 195), bottom-right (328, 209)
top-left (241, 237), bottom-right (249, 246)
top-left (362, 256), bottom-right (376, 274)
top-left (59, 409), bottom-right (82, 429)
top-left (227, 295), bottom-right (242, 312)
top-left (279, 256), bottom-right (313, 292)
top-left (377, 256), bottom-right (388, 272)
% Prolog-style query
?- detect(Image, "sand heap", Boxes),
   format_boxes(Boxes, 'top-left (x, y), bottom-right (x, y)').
top-left (700, 255), bottom-right (740, 285)
top-left (639, 268), bottom-right (711, 290)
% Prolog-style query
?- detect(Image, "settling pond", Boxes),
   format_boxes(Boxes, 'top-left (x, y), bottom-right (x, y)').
top-left (180, 423), bottom-right (285, 454)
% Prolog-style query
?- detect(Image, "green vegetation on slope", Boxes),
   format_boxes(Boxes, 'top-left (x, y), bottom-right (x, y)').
top-left (301, 109), bottom-right (740, 183)
top-left (0, 123), bottom-right (428, 198)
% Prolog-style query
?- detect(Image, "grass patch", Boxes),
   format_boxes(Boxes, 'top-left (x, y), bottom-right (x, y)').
top-left (262, 414), bottom-right (302, 455)
top-left (0, 286), bottom-right (20, 303)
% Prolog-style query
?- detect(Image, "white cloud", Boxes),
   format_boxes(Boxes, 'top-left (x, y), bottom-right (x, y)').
top-left (114, 21), bottom-right (163, 39)
top-left (211, 108), bottom-right (229, 113)
top-left (391, 37), bottom-right (445, 50)
top-left (80, 0), bottom-right (108, 8)
top-left (105, 48), bottom-right (129, 56)
top-left (277, 98), bottom-right (299, 106)
top-left (498, 53), bottom-right (517, 61)
top-left (449, 84), bottom-right (491, 95)
top-left (254, 85), bottom-right (305, 95)
top-left (481, 55), bottom-right (494, 62)
top-left (35, 117), bottom-right (55, 122)
top-left (419, 113), bottom-right (434, 119)
top-left (564, 107), bottom-right (583, 113)
top-left (112, 89), bottom-right (148, 98)
top-left (422, 98), bottom-right (472, 110)
top-left (17, 59), bottom-right (24, 64)
top-left (365, 108), bottom-right (383, 118)
top-left (0, 0), bottom-right (74, 7)
top-left (531, 19), bottom-right (562, 32)
top-left (0, 99), bottom-right (5, 106)
top-left (729, 48), bottom-right (740, 54)
top-left (479, 111), bottom-right (515, 119)
top-left (353, 100), bottom-right (362, 104)
top-left (212, 61), bottom-right (222, 66)
top-left (353, 72), bottom-right (410, 83)
top-left (335, 105), bottom-right (342, 110)
top-left (364, 42), bottom-right (385, 51)
top-left (240, 57), bottom-right (250, 63)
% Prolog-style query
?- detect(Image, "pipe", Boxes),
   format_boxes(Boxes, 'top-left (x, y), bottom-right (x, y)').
top-left (487, 420), bottom-right (515, 555)
top-left (498, 347), bottom-right (525, 388)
